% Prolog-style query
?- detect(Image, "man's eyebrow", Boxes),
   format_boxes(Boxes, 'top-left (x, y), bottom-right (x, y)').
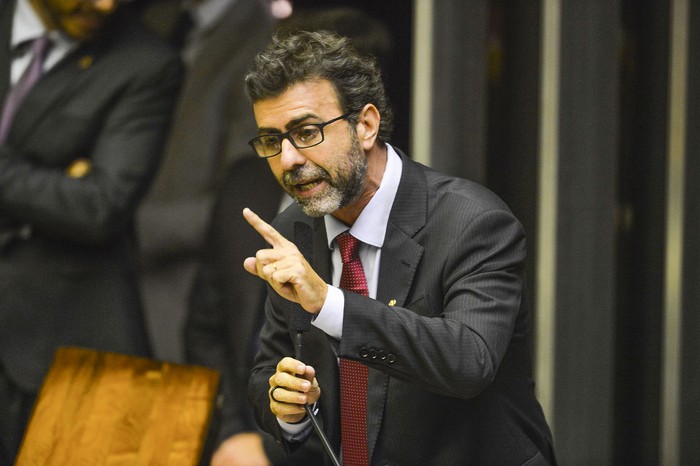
top-left (257, 113), bottom-right (320, 135)
top-left (285, 113), bottom-right (319, 129)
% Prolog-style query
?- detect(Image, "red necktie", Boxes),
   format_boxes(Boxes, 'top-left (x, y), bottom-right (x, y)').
top-left (0, 36), bottom-right (53, 143)
top-left (336, 232), bottom-right (369, 466)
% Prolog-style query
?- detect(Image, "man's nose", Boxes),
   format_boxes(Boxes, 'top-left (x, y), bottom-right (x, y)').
top-left (278, 138), bottom-right (307, 170)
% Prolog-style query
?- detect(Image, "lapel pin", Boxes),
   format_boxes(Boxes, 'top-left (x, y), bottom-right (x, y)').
top-left (79, 55), bottom-right (93, 70)
top-left (65, 158), bottom-right (92, 178)
top-left (388, 299), bottom-right (396, 307)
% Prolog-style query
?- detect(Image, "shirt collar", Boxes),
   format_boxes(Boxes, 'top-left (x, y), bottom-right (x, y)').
top-left (12, 0), bottom-right (46, 49)
top-left (325, 144), bottom-right (403, 249)
top-left (13, 0), bottom-right (76, 53)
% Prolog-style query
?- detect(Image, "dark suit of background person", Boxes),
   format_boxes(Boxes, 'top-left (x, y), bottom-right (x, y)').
top-left (185, 157), bottom-right (324, 465)
top-left (0, 1), bottom-right (182, 463)
top-left (136, 0), bottom-right (279, 362)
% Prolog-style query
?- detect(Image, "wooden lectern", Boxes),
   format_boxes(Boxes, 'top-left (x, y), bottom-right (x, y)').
top-left (15, 347), bottom-right (220, 466)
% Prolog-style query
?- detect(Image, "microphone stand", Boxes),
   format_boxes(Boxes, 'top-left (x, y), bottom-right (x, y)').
top-left (292, 222), bottom-right (341, 465)
top-left (295, 330), bottom-right (342, 466)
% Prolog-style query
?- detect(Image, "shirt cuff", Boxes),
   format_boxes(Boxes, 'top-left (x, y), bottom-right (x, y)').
top-left (277, 404), bottom-right (318, 441)
top-left (312, 285), bottom-right (344, 340)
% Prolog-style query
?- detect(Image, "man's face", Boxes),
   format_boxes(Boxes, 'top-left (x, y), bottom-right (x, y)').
top-left (253, 80), bottom-right (368, 218)
top-left (32, 0), bottom-right (119, 41)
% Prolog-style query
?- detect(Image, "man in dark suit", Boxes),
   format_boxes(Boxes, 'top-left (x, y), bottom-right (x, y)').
top-left (242, 31), bottom-right (556, 465)
top-left (183, 8), bottom-right (394, 465)
top-left (0, 0), bottom-right (181, 462)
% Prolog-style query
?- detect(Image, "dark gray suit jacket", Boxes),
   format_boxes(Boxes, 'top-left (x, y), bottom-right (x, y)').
top-left (0, 2), bottom-right (182, 392)
top-left (249, 150), bottom-right (556, 465)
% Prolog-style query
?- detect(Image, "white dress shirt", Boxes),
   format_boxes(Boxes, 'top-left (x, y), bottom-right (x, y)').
top-left (313, 144), bottom-right (403, 339)
top-left (10, 0), bottom-right (76, 84)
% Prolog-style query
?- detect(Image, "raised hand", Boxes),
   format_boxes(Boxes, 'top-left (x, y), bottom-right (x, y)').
top-left (242, 208), bottom-right (328, 314)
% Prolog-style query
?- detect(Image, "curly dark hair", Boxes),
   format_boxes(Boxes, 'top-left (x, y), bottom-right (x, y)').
top-left (244, 30), bottom-right (393, 144)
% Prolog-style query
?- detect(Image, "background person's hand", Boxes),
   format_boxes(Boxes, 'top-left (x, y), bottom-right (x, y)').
top-left (210, 432), bottom-right (270, 466)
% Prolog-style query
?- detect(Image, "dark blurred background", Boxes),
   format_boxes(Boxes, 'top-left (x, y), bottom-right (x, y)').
top-left (134, 1), bottom-right (700, 464)
top-left (292, 2), bottom-right (700, 465)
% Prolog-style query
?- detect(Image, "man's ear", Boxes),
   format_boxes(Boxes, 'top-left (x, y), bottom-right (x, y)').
top-left (355, 104), bottom-right (380, 151)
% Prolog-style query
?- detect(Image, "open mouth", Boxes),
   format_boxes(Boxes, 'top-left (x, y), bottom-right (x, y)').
top-left (296, 180), bottom-right (323, 192)
top-left (284, 164), bottom-right (331, 198)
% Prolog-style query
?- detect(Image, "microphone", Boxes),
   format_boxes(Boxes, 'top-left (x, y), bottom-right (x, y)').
top-left (292, 222), bottom-right (313, 339)
top-left (293, 222), bottom-right (341, 466)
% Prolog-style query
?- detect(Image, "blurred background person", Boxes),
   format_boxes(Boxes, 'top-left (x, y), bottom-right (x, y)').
top-left (0, 0), bottom-right (182, 463)
top-left (183, 7), bottom-right (392, 465)
top-left (186, 157), bottom-right (308, 466)
top-left (136, 0), bottom-right (287, 362)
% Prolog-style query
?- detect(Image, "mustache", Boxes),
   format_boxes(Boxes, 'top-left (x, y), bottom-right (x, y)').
top-left (283, 164), bottom-right (331, 187)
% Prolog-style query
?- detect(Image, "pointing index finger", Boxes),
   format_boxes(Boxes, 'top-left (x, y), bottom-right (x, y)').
top-left (243, 207), bottom-right (288, 248)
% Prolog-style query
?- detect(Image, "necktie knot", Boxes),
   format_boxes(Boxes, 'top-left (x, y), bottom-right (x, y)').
top-left (12, 35), bottom-right (51, 58)
top-left (29, 35), bottom-right (52, 61)
top-left (337, 231), bottom-right (361, 264)
top-left (336, 231), bottom-right (368, 296)
top-left (1, 36), bottom-right (53, 143)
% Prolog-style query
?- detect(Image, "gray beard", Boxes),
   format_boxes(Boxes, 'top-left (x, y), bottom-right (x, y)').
top-left (285, 134), bottom-right (367, 218)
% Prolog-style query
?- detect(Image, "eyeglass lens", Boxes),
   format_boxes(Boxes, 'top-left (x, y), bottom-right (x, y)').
top-left (253, 124), bottom-right (324, 157)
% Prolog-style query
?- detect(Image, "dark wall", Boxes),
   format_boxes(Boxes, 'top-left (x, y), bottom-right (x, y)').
top-left (291, 0), bottom-right (413, 153)
top-left (615, 0), bottom-right (669, 463)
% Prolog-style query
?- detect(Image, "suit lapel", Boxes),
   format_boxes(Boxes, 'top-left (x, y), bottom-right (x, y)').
top-left (1, 0), bottom-right (15, 101)
top-left (9, 40), bottom-right (99, 144)
top-left (376, 150), bottom-right (427, 307)
top-left (368, 151), bottom-right (428, 460)
top-left (375, 222), bottom-right (424, 307)
top-left (311, 216), bottom-right (332, 282)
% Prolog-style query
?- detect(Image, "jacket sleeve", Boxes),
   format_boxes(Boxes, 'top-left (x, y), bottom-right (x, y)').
top-left (339, 208), bottom-right (527, 399)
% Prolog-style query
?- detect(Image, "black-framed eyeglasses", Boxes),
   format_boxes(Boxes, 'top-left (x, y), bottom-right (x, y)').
top-left (248, 112), bottom-right (352, 158)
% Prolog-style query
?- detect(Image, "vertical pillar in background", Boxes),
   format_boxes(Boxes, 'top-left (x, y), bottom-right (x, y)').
top-left (410, 0), bottom-right (433, 168)
top-left (544, 1), bottom-right (621, 464)
top-left (677, 2), bottom-right (700, 464)
top-left (487, 0), bottom-right (542, 313)
top-left (614, 0), bottom-right (669, 463)
top-left (413, 0), bottom-right (700, 462)
top-left (429, 0), bottom-right (489, 183)
top-left (660, 1), bottom-right (688, 465)
top-left (535, 0), bottom-right (560, 431)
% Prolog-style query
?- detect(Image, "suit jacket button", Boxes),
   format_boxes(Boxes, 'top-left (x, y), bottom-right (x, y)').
top-left (387, 354), bottom-right (396, 364)
top-left (369, 348), bottom-right (378, 360)
top-left (360, 347), bottom-right (369, 358)
top-left (378, 350), bottom-right (387, 360)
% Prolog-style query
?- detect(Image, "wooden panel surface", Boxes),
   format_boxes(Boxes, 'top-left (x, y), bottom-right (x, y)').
top-left (15, 347), bottom-right (219, 466)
